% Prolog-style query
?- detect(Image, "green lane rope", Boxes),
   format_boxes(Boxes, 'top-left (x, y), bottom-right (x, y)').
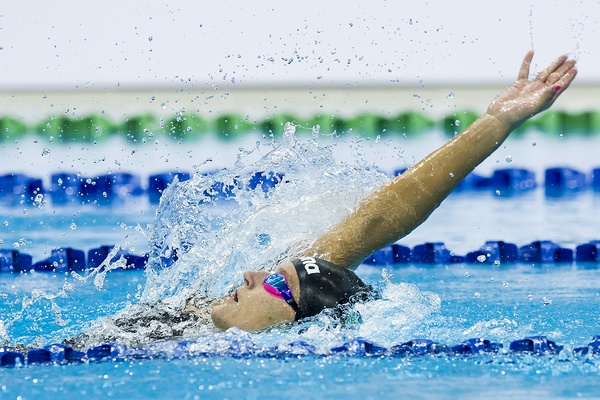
top-left (1, 110), bottom-right (600, 143)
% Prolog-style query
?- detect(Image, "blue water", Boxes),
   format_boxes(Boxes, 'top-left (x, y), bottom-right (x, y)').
top-left (2, 264), bottom-right (600, 399)
top-left (1, 131), bottom-right (600, 399)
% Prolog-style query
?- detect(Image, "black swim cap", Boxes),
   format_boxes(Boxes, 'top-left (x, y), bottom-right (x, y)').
top-left (292, 257), bottom-right (371, 321)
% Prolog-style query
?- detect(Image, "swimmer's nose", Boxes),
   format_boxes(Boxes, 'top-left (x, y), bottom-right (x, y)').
top-left (242, 270), bottom-right (269, 289)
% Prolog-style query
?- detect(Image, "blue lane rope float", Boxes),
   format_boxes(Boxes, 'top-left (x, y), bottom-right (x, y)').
top-left (1, 334), bottom-right (600, 368)
top-left (576, 241), bottom-right (600, 262)
top-left (2, 238), bottom-right (600, 274)
top-left (389, 339), bottom-right (449, 356)
top-left (362, 240), bottom-right (590, 266)
top-left (26, 344), bottom-right (85, 365)
top-left (1, 166), bottom-right (600, 208)
top-left (509, 336), bottom-right (564, 354)
top-left (330, 338), bottom-right (388, 356)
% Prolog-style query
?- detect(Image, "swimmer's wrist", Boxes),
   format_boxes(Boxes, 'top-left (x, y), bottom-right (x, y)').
top-left (482, 112), bottom-right (518, 134)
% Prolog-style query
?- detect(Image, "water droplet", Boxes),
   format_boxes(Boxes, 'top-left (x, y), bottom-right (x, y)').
top-left (477, 254), bottom-right (486, 262)
top-left (464, 271), bottom-right (470, 277)
top-left (543, 296), bottom-right (552, 305)
top-left (48, 136), bottom-right (54, 142)
top-left (70, 222), bottom-right (77, 230)
top-left (148, 36), bottom-right (153, 42)
top-left (447, 92), bottom-right (455, 98)
top-left (495, 190), bottom-right (501, 196)
top-left (502, 281), bottom-right (509, 287)
top-left (375, 135), bottom-right (381, 143)
top-left (474, 292), bottom-right (481, 298)
top-left (505, 155), bottom-right (512, 163)
top-left (528, 294), bottom-right (534, 301)
top-left (531, 141), bottom-right (537, 146)
top-left (3, 221), bottom-right (8, 227)
top-left (34, 194), bottom-right (44, 205)
top-left (161, 102), bottom-right (166, 109)
top-left (41, 148), bottom-right (50, 157)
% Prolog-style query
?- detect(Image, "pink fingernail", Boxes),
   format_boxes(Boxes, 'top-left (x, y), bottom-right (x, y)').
top-left (553, 85), bottom-right (562, 93)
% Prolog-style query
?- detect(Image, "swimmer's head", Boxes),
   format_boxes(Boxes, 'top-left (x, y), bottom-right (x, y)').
top-left (291, 257), bottom-right (371, 320)
top-left (210, 257), bottom-right (371, 331)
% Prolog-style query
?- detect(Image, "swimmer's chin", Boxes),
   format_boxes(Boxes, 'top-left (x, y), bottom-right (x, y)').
top-left (209, 297), bottom-right (233, 330)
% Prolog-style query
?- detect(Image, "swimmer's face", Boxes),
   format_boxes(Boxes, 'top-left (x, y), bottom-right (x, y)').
top-left (210, 261), bottom-right (300, 331)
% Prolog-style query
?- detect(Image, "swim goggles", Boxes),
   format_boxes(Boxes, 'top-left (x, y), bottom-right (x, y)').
top-left (263, 273), bottom-right (299, 312)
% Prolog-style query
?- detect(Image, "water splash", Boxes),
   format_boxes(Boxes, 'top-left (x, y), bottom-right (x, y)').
top-left (142, 124), bottom-right (388, 306)
top-left (70, 245), bottom-right (129, 290)
top-left (1, 282), bottom-right (75, 346)
top-left (8, 125), bottom-right (480, 350)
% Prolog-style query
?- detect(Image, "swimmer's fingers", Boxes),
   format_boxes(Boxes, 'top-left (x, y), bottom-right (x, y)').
top-left (517, 50), bottom-right (534, 81)
top-left (545, 59), bottom-right (577, 86)
top-left (548, 63), bottom-right (578, 96)
top-left (536, 54), bottom-right (569, 83)
top-left (534, 63), bottom-right (578, 114)
top-left (487, 54), bottom-right (577, 127)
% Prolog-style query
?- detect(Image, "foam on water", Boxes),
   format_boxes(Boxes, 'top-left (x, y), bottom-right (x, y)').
top-left (142, 123), bottom-right (388, 304)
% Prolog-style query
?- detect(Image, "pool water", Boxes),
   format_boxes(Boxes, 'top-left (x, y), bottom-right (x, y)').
top-left (2, 263), bottom-right (599, 399)
top-left (1, 130), bottom-right (600, 399)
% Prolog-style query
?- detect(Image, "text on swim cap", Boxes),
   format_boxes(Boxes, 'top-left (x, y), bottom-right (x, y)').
top-left (299, 256), bottom-right (320, 275)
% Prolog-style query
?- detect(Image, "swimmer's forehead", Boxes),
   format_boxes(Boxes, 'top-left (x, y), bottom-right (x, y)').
top-left (271, 260), bottom-right (294, 274)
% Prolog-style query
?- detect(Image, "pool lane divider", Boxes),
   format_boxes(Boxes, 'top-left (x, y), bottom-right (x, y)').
top-left (1, 334), bottom-right (599, 367)
top-left (0, 246), bottom-right (147, 273)
top-left (2, 239), bottom-right (600, 274)
top-left (1, 167), bottom-right (600, 208)
top-left (3, 109), bottom-right (600, 143)
top-left (362, 239), bottom-right (600, 266)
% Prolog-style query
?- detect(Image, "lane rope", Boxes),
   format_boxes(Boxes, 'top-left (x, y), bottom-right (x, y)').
top-left (0, 166), bottom-right (599, 208)
top-left (1, 334), bottom-right (599, 367)
top-left (2, 110), bottom-right (600, 143)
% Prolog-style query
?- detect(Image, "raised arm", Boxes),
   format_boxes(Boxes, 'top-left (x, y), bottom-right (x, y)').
top-left (307, 51), bottom-right (577, 269)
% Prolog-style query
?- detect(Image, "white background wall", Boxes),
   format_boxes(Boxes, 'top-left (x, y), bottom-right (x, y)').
top-left (0, 0), bottom-right (598, 90)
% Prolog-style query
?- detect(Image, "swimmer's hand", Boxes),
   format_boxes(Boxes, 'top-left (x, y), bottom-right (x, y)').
top-left (486, 51), bottom-right (577, 130)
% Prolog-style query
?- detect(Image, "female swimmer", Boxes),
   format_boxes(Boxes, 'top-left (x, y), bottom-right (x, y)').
top-left (209, 51), bottom-right (577, 331)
